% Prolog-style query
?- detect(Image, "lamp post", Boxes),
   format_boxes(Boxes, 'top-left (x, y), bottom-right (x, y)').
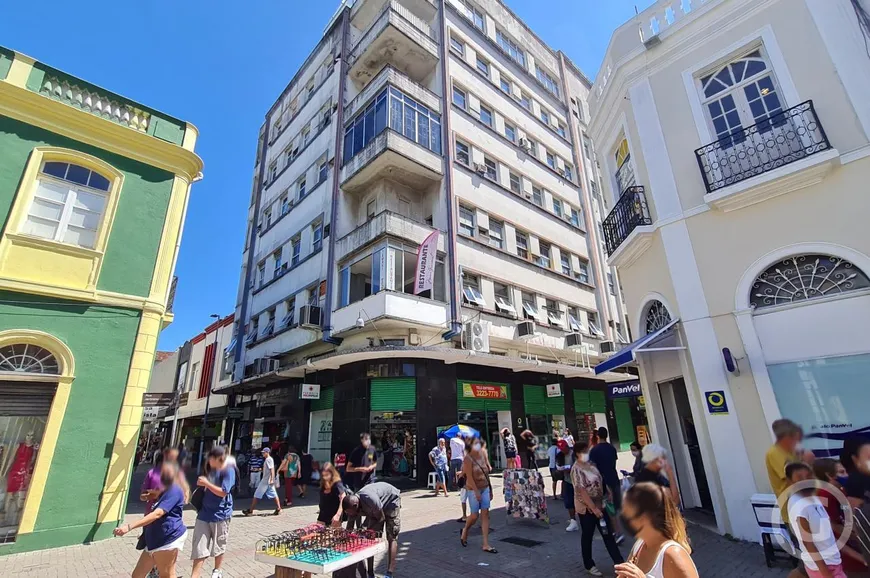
top-left (197, 313), bottom-right (221, 474)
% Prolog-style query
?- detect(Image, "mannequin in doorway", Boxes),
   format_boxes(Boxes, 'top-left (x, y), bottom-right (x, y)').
top-left (1, 432), bottom-right (38, 523)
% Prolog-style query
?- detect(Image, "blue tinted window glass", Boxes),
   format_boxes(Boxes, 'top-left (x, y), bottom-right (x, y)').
top-left (66, 164), bottom-right (90, 186)
top-left (88, 172), bottom-right (111, 191)
top-left (431, 119), bottom-right (441, 153)
top-left (375, 97), bottom-right (387, 135)
top-left (390, 94), bottom-right (403, 133)
top-left (43, 162), bottom-right (68, 179)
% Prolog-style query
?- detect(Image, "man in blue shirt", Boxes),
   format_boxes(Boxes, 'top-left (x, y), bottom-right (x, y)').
top-left (191, 446), bottom-right (235, 578)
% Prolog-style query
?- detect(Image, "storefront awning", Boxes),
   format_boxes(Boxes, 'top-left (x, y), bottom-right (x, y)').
top-left (594, 319), bottom-right (680, 375)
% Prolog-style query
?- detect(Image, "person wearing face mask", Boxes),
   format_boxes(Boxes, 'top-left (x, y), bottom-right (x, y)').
top-left (115, 461), bottom-right (189, 578)
top-left (813, 458), bottom-right (869, 576)
top-left (630, 442), bottom-right (644, 477)
top-left (635, 444), bottom-right (680, 505)
top-left (460, 437), bottom-right (497, 554)
top-left (841, 437), bottom-right (870, 508)
top-left (347, 432), bottom-right (378, 491)
top-left (571, 441), bottom-right (624, 576)
top-left (767, 419), bottom-right (815, 504)
top-left (614, 482), bottom-right (698, 578)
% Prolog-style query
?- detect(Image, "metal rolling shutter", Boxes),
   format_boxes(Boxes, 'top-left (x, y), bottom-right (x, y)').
top-left (370, 378), bottom-right (416, 411)
top-left (0, 381), bottom-right (58, 416)
top-left (457, 382), bottom-right (511, 411)
top-left (524, 385), bottom-right (564, 415)
top-left (613, 398), bottom-right (636, 451)
top-left (574, 390), bottom-right (606, 414)
top-left (310, 387), bottom-right (334, 412)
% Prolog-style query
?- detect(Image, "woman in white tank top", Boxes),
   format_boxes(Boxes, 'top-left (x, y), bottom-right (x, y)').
top-left (614, 482), bottom-right (699, 578)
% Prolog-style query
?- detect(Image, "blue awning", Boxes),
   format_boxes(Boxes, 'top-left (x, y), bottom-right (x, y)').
top-left (594, 318), bottom-right (680, 375)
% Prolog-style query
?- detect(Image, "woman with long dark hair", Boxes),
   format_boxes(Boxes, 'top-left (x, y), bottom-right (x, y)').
top-left (615, 482), bottom-right (698, 578)
top-left (317, 462), bottom-right (347, 527)
top-left (115, 461), bottom-right (189, 578)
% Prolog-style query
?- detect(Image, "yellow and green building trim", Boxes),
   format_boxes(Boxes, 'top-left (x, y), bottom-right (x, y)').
top-left (0, 46), bottom-right (202, 553)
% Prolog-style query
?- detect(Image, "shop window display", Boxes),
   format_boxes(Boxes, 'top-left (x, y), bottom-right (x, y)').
top-left (0, 417), bottom-right (46, 543)
top-left (370, 412), bottom-right (416, 478)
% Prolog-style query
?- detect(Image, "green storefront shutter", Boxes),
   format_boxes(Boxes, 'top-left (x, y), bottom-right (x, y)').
top-left (457, 382), bottom-right (511, 411)
top-left (523, 385), bottom-right (549, 415)
top-left (310, 387), bottom-right (334, 411)
top-left (589, 390), bottom-right (606, 413)
top-left (613, 398), bottom-right (636, 451)
top-left (370, 378), bottom-right (416, 411)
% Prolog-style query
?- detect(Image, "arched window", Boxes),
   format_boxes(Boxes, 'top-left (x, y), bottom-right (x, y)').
top-left (750, 254), bottom-right (870, 310)
top-left (21, 160), bottom-right (111, 250)
top-left (644, 300), bottom-right (672, 335)
top-left (0, 343), bottom-right (60, 375)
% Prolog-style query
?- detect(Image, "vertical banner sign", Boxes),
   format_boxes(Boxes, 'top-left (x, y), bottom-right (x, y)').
top-left (414, 230), bottom-right (439, 295)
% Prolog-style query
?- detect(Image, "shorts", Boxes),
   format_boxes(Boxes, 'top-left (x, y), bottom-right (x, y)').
top-left (249, 471), bottom-right (262, 488)
top-left (806, 564), bottom-right (846, 578)
top-left (190, 519), bottom-right (230, 560)
top-left (550, 468), bottom-right (564, 482)
top-left (146, 531), bottom-right (187, 553)
top-left (254, 483), bottom-right (278, 500)
top-left (562, 481), bottom-right (575, 510)
top-left (435, 467), bottom-right (448, 484)
top-left (468, 487), bottom-right (492, 514)
top-left (366, 503), bottom-right (401, 542)
top-left (459, 488), bottom-right (469, 504)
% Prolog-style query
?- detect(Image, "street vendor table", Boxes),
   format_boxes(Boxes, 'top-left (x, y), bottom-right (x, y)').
top-left (255, 525), bottom-right (386, 577)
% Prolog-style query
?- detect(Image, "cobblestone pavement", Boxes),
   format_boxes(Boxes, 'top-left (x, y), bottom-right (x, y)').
top-left (2, 468), bottom-right (790, 577)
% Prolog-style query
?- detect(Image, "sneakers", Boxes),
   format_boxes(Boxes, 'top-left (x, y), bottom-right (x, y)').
top-left (242, 509), bottom-right (253, 516)
top-left (615, 533), bottom-right (625, 544)
top-left (566, 519), bottom-right (579, 532)
top-left (211, 570), bottom-right (223, 578)
top-left (587, 567), bottom-right (604, 577)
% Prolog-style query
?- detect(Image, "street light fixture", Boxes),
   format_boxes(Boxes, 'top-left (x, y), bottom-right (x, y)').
top-left (197, 313), bottom-right (221, 473)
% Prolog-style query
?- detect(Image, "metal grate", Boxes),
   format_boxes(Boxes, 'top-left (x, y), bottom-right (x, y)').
top-left (500, 536), bottom-right (543, 548)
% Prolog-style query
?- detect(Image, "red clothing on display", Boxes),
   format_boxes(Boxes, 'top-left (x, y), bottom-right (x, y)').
top-left (6, 443), bottom-right (35, 493)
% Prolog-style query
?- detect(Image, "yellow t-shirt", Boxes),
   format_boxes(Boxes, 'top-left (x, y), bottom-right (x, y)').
top-left (765, 443), bottom-right (799, 498)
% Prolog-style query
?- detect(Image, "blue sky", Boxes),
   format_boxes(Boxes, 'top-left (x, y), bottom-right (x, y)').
top-left (0, 0), bottom-right (652, 350)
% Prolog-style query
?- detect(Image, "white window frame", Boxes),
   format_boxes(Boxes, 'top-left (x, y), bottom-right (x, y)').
top-left (493, 282), bottom-right (516, 315)
top-left (515, 231), bottom-right (529, 259)
top-left (312, 222), bottom-right (323, 252)
top-left (450, 35), bottom-right (465, 57)
top-left (282, 298), bottom-right (296, 327)
top-left (546, 300), bottom-right (563, 326)
top-left (458, 205), bottom-right (475, 237)
top-left (462, 274), bottom-right (486, 307)
top-left (291, 236), bottom-right (301, 265)
top-left (488, 219), bottom-right (504, 249)
top-left (24, 168), bottom-right (109, 250)
top-left (567, 308), bottom-right (582, 332)
top-left (455, 139), bottom-right (470, 165)
top-left (521, 293), bottom-right (538, 319)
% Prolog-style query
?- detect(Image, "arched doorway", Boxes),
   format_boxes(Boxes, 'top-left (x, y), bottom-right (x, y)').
top-left (0, 331), bottom-right (74, 544)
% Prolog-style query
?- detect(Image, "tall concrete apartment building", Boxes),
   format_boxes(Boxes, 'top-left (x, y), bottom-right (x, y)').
top-left (223, 0), bottom-right (639, 476)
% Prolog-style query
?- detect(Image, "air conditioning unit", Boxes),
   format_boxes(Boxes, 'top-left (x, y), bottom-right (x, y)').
top-left (516, 320), bottom-right (535, 339)
top-left (642, 33), bottom-right (662, 50)
top-left (599, 341), bottom-right (617, 354)
top-left (519, 137), bottom-right (530, 148)
top-left (462, 321), bottom-right (490, 353)
top-left (253, 357), bottom-right (279, 375)
top-left (565, 332), bottom-right (583, 349)
top-left (300, 305), bottom-right (323, 328)
top-left (474, 163), bottom-right (487, 175)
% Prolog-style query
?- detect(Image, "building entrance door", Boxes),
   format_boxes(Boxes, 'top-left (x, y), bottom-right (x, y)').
top-left (659, 378), bottom-right (714, 514)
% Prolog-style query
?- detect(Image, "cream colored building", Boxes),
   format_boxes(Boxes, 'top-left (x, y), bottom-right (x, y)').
top-left (589, 0), bottom-right (870, 540)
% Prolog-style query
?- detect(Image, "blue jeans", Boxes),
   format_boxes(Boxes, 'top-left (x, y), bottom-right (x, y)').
top-left (435, 466), bottom-right (448, 484)
top-left (468, 487), bottom-right (492, 514)
top-left (450, 459), bottom-right (463, 486)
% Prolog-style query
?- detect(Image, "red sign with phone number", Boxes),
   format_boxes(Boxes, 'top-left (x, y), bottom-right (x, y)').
top-left (462, 383), bottom-right (508, 399)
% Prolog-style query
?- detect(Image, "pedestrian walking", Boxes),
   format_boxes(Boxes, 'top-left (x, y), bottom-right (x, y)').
top-left (317, 462), bottom-right (347, 527)
top-left (636, 444), bottom-right (680, 505)
top-left (456, 467), bottom-right (469, 523)
top-left (813, 458), bottom-right (869, 575)
top-left (247, 448), bottom-right (264, 497)
top-left (521, 429), bottom-right (538, 470)
top-left (590, 427), bottom-right (625, 543)
top-left (502, 428), bottom-right (518, 469)
top-left (460, 437), bottom-right (497, 554)
top-left (343, 482), bottom-right (402, 578)
top-left (348, 433), bottom-right (378, 490)
top-left (429, 438), bottom-right (450, 497)
top-left (564, 428), bottom-right (575, 448)
top-left (785, 462), bottom-right (848, 578)
top-left (615, 482), bottom-right (698, 578)
top-left (191, 446), bottom-right (235, 578)
top-left (138, 452), bottom-right (164, 578)
top-left (548, 433), bottom-right (563, 499)
top-left (572, 441), bottom-right (624, 576)
top-left (243, 447), bottom-right (281, 516)
top-left (449, 431), bottom-right (466, 488)
top-left (561, 441), bottom-right (579, 532)
top-left (278, 447), bottom-right (300, 507)
top-left (114, 461), bottom-right (188, 578)
top-left (298, 449), bottom-right (313, 498)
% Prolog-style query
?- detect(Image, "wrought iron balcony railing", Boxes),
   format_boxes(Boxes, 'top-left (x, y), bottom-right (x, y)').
top-left (602, 186), bottom-right (652, 256)
top-left (695, 100), bottom-right (831, 194)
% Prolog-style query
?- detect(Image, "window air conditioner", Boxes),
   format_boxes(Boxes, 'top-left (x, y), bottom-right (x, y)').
top-left (474, 163), bottom-right (487, 175)
top-left (462, 321), bottom-right (490, 353)
top-left (565, 332), bottom-right (583, 349)
top-left (253, 357), bottom-right (279, 375)
top-left (599, 341), bottom-right (616, 354)
top-left (516, 320), bottom-right (535, 339)
top-left (300, 305), bottom-right (323, 328)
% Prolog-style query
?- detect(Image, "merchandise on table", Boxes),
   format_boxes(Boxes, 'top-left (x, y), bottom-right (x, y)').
top-left (503, 468), bottom-right (549, 522)
top-left (257, 525), bottom-right (381, 564)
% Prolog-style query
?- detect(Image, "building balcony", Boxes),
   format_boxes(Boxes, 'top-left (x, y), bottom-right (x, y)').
top-left (340, 129), bottom-right (443, 192)
top-left (336, 210), bottom-right (445, 262)
top-left (344, 65), bottom-right (440, 122)
top-left (602, 186), bottom-right (654, 268)
top-left (348, 0), bottom-right (439, 88)
top-left (332, 290), bottom-right (448, 335)
top-left (695, 100), bottom-right (838, 212)
top-left (351, 0), bottom-right (437, 31)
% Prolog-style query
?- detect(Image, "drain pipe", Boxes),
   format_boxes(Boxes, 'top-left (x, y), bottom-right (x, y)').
top-left (233, 122), bottom-right (271, 373)
top-left (438, 0), bottom-right (462, 340)
top-left (322, 6), bottom-right (351, 346)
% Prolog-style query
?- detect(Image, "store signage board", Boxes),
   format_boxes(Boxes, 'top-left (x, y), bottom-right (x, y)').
top-left (608, 381), bottom-right (642, 399)
top-left (546, 383), bottom-right (562, 397)
top-left (462, 383), bottom-right (508, 399)
top-left (705, 390), bottom-right (729, 415)
top-left (301, 383), bottom-right (321, 400)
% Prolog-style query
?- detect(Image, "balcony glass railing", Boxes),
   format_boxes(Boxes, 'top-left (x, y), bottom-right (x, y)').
top-left (695, 100), bottom-right (831, 194)
top-left (601, 186), bottom-right (652, 256)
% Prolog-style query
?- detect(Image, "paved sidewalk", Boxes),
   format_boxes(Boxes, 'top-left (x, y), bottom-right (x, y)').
top-left (2, 469), bottom-right (790, 577)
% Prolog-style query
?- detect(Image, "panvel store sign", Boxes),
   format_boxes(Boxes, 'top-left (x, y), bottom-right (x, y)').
top-left (462, 383), bottom-right (508, 399)
top-left (608, 380), bottom-right (642, 399)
